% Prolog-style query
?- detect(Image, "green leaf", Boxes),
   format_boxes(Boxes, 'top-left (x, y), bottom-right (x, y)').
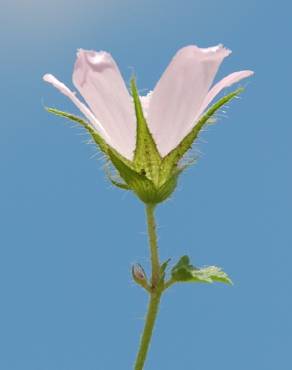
top-left (156, 258), bottom-right (171, 289)
top-left (171, 255), bottom-right (232, 285)
top-left (160, 258), bottom-right (171, 274)
top-left (159, 88), bottom-right (244, 182)
top-left (131, 78), bottom-right (162, 184)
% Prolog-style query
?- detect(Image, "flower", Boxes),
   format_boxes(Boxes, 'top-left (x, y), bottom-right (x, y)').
top-left (43, 44), bottom-right (253, 204)
top-left (43, 44), bottom-right (253, 161)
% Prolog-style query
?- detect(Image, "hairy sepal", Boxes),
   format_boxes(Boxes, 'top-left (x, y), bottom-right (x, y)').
top-left (159, 88), bottom-right (244, 183)
top-left (45, 107), bottom-right (176, 202)
top-left (108, 148), bottom-right (177, 204)
top-left (46, 107), bottom-right (135, 188)
top-left (131, 78), bottom-right (162, 185)
top-left (45, 86), bottom-right (242, 205)
top-left (45, 108), bottom-right (109, 154)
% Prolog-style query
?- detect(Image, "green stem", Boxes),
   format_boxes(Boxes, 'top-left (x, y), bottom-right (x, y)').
top-left (134, 292), bottom-right (162, 370)
top-left (133, 204), bottom-right (162, 370)
top-left (146, 204), bottom-right (160, 287)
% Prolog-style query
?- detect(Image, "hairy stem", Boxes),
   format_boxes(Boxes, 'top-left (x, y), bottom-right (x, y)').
top-left (134, 292), bottom-right (162, 370)
top-left (146, 204), bottom-right (160, 287)
top-left (133, 204), bottom-right (162, 370)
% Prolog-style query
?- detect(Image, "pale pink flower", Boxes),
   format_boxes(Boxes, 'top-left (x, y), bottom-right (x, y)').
top-left (43, 45), bottom-right (253, 160)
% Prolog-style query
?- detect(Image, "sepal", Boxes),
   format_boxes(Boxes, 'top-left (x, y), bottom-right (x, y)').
top-left (108, 148), bottom-right (179, 204)
top-left (131, 78), bottom-right (162, 185)
top-left (104, 164), bottom-right (131, 190)
top-left (45, 107), bottom-right (109, 154)
top-left (108, 148), bottom-right (157, 203)
top-left (109, 179), bottom-right (130, 190)
top-left (159, 88), bottom-right (244, 182)
top-left (45, 86), bottom-right (244, 205)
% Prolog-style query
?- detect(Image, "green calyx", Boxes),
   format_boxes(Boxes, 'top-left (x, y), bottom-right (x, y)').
top-left (45, 80), bottom-right (244, 205)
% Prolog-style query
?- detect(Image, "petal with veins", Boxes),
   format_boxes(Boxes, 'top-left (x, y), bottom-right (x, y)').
top-left (43, 74), bottom-right (112, 144)
top-left (72, 49), bottom-right (136, 160)
top-left (146, 44), bottom-right (231, 157)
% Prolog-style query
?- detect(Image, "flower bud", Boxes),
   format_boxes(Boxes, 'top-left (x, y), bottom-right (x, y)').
top-left (132, 264), bottom-right (149, 290)
top-left (132, 264), bottom-right (146, 281)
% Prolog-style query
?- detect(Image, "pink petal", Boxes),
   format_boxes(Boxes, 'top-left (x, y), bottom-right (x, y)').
top-left (72, 49), bottom-right (136, 160)
top-left (43, 74), bottom-right (112, 143)
top-left (146, 44), bottom-right (231, 157)
top-left (139, 91), bottom-right (153, 119)
top-left (195, 70), bottom-right (254, 122)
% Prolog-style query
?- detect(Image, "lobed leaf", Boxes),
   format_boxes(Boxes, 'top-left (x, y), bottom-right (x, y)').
top-left (171, 255), bottom-right (232, 285)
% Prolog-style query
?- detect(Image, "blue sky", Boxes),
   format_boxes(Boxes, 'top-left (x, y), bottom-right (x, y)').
top-left (0, 1), bottom-right (291, 369)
